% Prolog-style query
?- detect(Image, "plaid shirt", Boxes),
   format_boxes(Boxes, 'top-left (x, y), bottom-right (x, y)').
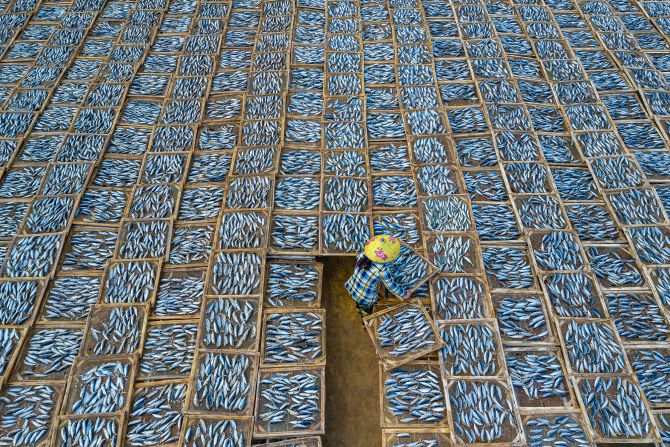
top-left (345, 253), bottom-right (407, 307)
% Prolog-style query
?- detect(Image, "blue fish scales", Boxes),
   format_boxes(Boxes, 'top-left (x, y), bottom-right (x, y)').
top-left (119, 220), bottom-right (169, 259)
top-left (628, 226), bottom-right (670, 265)
top-left (280, 150), bottom-right (321, 175)
top-left (370, 144), bottom-right (411, 172)
top-left (516, 195), bottom-right (568, 229)
top-left (141, 154), bottom-right (186, 184)
top-left (192, 352), bottom-right (255, 414)
top-left (233, 148), bottom-right (278, 175)
top-left (649, 267), bottom-right (670, 307)
top-left (506, 351), bottom-right (569, 405)
top-left (531, 231), bottom-right (585, 271)
top-left (607, 293), bottom-right (670, 341)
top-left (204, 298), bottom-right (259, 350)
top-left (434, 277), bottom-right (488, 320)
top-left (43, 276), bottom-right (100, 321)
top-left (155, 273), bottom-right (204, 317)
top-left (265, 263), bottom-right (321, 307)
top-left (263, 311), bottom-right (324, 365)
top-left (565, 204), bottom-right (620, 241)
top-left (129, 184), bottom-right (177, 219)
top-left (24, 196), bottom-right (75, 233)
top-left (414, 137), bottom-right (452, 165)
top-left (0, 384), bottom-right (61, 446)
top-left (218, 212), bottom-right (267, 249)
top-left (210, 254), bottom-right (263, 298)
top-left (654, 412), bottom-right (670, 444)
top-left (586, 245), bottom-right (644, 288)
top-left (178, 187), bottom-right (225, 222)
top-left (472, 204), bottom-right (521, 242)
top-left (374, 304), bottom-right (438, 359)
top-left (257, 369), bottom-right (323, 433)
top-left (504, 162), bottom-right (550, 194)
top-left (431, 235), bottom-right (476, 274)
top-left (383, 366), bottom-right (446, 425)
top-left (373, 213), bottom-right (420, 246)
top-left (606, 188), bottom-right (666, 226)
top-left (0, 202), bottom-right (29, 238)
top-left (76, 189), bottom-right (128, 224)
top-left (169, 226), bottom-right (214, 265)
top-left (42, 163), bottom-right (91, 195)
top-left (629, 349), bottom-right (670, 406)
top-left (126, 383), bottom-right (187, 447)
top-left (70, 360), bottom-right (131, 414)
top-left (274, 177), bottom-right (320, 211)
top-left (18, 328), bottom-right (82, 379)
top-left (440, 322), bottom-right (501, 377)
top-left (61, 229), bottom-right (117, 271)
top-left (87, 306), bottom-right (144, 356)
top-left (448, 380), bottom-right (520, 444)
top-left (56, 416), bottom-right (119, 447)
top-left (482, 246), bottom-right (534, 289)
top-left (373, 176), bottom-right (417, 208)
top-left (324, 177), bottom-right (368, 212)
top-left (578, 376), bottom-right (652, 440)
top-left (183, 418), bottom-right (249, 447)
top-left (0, 328), bottom-right (20, 376)
top-left (544, 273), bottom-right (604, 318)
top-left (590, 156), bottom-right (643, 190)
top-left (0, 279), bottom-right (40, 325)
top-left (422, 198), bottom-right (471, 232)
top-left (463, 170), bottom-right (508, 202)
top-left (140, 323), bottom-right (197, 378)
top-left (524, 414), bottom-right (591, 447)
top-left (0, 166), bottom-right (46, 199)
top-left (494, 294), bottom-right (549, 342)
top-left (563, 320), bottom-right (627, 374)
top-left (322, 214), bottom-right (370, 253)
top-left (385, 246), bottom-right (431, 293)
top-left (271, 215), bottom-right (319, 251)
top-left (103, 261), bottom-right (158, 304)
top-left (5, 234), bottom-right (62, 277)
top-left (226, 176), bottom-right (273, 209)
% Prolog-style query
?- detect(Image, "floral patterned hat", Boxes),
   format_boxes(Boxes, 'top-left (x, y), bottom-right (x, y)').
top-left (363, 234), bottom-right (400, 263)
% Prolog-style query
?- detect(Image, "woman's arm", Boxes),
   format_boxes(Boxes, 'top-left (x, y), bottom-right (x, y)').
top-left (379, 265), bottom-right (407, 298)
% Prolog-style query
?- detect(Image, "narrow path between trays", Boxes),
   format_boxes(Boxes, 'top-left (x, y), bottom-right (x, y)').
top-left (322, 256), bottom-right (382, 447)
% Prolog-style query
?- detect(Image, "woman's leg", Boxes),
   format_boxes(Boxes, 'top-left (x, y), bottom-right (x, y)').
top-left (355, 301), bottom-right (374, 319)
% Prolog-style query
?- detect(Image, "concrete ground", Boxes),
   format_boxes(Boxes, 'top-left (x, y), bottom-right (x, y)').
top-left (322, 256), bottom-right (382, 447)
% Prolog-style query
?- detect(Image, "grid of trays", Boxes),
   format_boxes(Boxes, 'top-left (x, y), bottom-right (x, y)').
top-left (366, 0), bottom-right (670, 444)
top-left (0, 0), bottom-right (331, 443)
top-left (1, 0), bottom-right (670, 443)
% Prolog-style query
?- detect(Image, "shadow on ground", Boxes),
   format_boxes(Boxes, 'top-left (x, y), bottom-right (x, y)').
top-left (322, 256), bottom-right (382, 447)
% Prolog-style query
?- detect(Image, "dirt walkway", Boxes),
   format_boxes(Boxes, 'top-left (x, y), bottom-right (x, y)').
top-left (322, 256), bottom-right (382, 447)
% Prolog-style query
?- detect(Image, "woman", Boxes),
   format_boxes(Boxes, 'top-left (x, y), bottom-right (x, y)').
top-left (345, 235), bottom-right (410, 318)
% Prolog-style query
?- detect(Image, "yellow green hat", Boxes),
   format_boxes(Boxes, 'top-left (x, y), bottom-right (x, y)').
top-left (364, 234), bottom-right (400, 263)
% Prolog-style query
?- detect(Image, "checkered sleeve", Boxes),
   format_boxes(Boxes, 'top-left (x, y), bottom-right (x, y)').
top-left (380, 264), bottom-right (407, 298)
